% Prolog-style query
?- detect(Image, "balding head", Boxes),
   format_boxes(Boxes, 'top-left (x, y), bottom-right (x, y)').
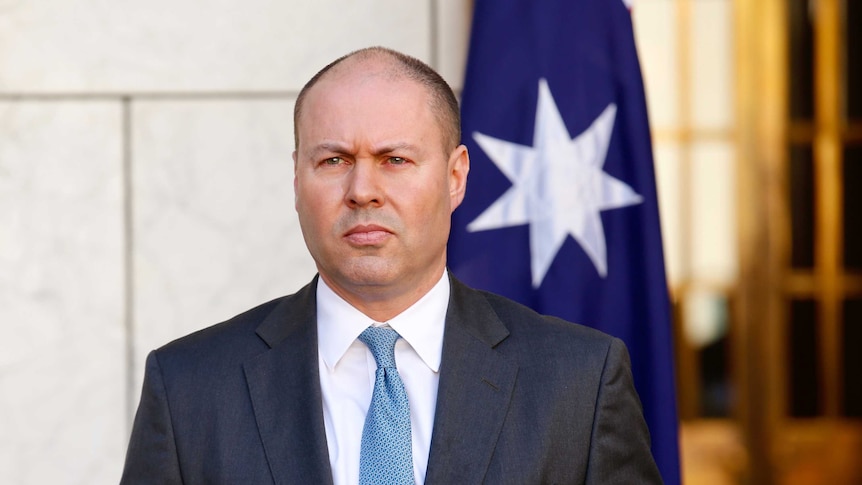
top-left (293, 47), bottom-right (461, 154)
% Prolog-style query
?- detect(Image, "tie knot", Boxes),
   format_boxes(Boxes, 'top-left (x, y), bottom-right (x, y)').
top-left (358, 326), bottom-right (400, 369)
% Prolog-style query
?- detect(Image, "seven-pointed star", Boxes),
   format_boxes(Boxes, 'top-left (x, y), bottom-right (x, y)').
top-left (467, 78), bottom-right (643, 287)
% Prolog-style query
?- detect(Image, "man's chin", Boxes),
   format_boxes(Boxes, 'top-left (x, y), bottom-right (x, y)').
top-left (342, 270), bottom-right (397, 290)
top-left (326, 260), bottom-right (398, 290)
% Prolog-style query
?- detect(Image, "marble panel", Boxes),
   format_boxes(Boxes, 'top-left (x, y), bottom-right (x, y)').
top-left (434, 0), bottom-right (473, 91)
top-left (131, 99), bottom-right (317, 400)
top-left (0, 101), bottom-right (126, 484)
top-left (0, 0), bottom-right (433, 93)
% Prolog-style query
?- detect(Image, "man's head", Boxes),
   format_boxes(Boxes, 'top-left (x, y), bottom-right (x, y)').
top-left (294, 47), bottom-right (462, 155)
top-left (292, 47), bottom-right (469, 320)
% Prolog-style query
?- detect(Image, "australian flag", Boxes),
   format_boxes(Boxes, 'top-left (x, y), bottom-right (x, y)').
top-left (448, 0), bottom-right (681, 483)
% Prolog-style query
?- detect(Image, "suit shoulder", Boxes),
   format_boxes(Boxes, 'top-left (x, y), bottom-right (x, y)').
top-left (480, 290), bottom-right (613, 338)
top-left (478, 290), bottom-right (620, 354)
top-left (151, 279), bottom-right (316, 367)
top-left (152, 295), bottom-right (286, 361)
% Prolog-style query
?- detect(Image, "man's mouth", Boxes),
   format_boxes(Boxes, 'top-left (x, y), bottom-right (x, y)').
top-left (344, 224), bottom-right (392, 245)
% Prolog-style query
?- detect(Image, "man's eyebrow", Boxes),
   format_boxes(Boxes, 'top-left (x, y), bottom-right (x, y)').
top-left (370, 142), bottom-right (419, 156)
top-left (307, 142), bottom-right (351, 157)
top-left (305, 141), bottom-right (420, 158)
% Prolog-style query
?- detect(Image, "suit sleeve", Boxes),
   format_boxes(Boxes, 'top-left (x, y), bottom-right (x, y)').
top-left (120, 351), bottom-right (183, 485)
top-left (585, 338), bottom-right (664, 484)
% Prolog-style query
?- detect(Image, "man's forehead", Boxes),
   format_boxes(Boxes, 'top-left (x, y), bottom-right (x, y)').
top-left (299, 70), bottom-right (432, 130)
top-left (327, 53), bottom-right (402, 80)
top-left (312, 54), bottom-right (427, 97)
top-left (294, 52), bottom-right (454, 153)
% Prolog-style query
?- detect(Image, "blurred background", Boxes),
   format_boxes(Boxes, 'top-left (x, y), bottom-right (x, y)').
top-left (0, 0), bottom-right (859, 483)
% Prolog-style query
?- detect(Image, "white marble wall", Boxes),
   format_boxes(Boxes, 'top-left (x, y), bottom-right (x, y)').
top-left (0, 1), bottom-right (471, 483)
top-left (0, 101), bottom-right (125, 484)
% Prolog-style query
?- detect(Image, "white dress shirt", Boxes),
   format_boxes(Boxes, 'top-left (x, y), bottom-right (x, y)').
top-left (317, 271), bottom-right (449, 485)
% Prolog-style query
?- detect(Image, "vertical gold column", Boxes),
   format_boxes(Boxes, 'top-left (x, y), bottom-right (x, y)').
top-left (674, 0), bottom-right (699, 421)
top-left (734, 0), bottom-right (787, 482)
top-left (814, 0), bottom-right (843, 418)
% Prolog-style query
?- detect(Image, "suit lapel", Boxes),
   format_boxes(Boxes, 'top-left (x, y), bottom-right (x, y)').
top-left (425, 277), bottom-right (518, 485)
top-left (244, 278), bottom-right (334, 485)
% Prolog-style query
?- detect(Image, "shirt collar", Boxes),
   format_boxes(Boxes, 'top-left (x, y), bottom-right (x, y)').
top-left (316, 270), bottom-right (450, 373)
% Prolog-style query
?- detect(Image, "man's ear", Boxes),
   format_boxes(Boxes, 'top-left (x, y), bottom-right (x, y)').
top-left (292, 150), bottom-right (299, 208)
top-left (448, 144), bottom-right (470, 212)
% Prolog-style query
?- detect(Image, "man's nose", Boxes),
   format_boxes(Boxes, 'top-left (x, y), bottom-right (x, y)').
top-left (345, 161), bottom-right (384, 208)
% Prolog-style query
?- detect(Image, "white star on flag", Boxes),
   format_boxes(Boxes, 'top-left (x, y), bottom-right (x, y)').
top-left (467, 78), bottom-right (643, 287)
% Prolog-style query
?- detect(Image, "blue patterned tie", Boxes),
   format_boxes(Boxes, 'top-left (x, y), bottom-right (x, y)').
top-left (358, 326), bottom-right (414, 485)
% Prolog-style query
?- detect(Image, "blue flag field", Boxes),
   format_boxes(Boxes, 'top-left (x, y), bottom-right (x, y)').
top-left (448, 1), bottom-right (681, 483)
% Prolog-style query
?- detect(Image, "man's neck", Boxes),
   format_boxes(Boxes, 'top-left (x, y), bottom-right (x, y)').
top-left (319, 268), bottom-right (447, 322)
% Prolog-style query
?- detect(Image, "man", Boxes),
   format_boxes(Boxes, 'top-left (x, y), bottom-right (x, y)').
top-left (121, 47), bottom-right (662, 484)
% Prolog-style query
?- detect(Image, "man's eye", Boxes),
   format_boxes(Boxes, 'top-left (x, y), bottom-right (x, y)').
top-left (388, 157), bottom-right (407, 165)
top-left (323, 157), bottom-right (343, 165)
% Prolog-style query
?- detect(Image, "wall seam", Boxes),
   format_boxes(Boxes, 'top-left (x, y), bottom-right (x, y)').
top-left (122, 96), bottom-right (136, 432)
top-left (430, 0), bottom-right (439, 70)
top-left (0, 91), bottom-right (300, 101)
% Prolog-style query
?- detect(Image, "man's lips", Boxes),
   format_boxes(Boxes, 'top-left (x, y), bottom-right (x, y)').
top-left (343, 224), bottom-right (392, 245)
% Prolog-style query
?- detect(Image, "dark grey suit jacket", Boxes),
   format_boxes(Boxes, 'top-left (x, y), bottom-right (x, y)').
top-left (121, 275), bottom-right (662, 484)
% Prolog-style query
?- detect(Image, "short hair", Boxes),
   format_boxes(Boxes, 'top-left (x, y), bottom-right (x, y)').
top-left (293, 46), bottom-right (461, 152)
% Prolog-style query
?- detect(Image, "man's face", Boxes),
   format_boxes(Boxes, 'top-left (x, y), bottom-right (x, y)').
top-left (293, 62), bottom-right (468, 307)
